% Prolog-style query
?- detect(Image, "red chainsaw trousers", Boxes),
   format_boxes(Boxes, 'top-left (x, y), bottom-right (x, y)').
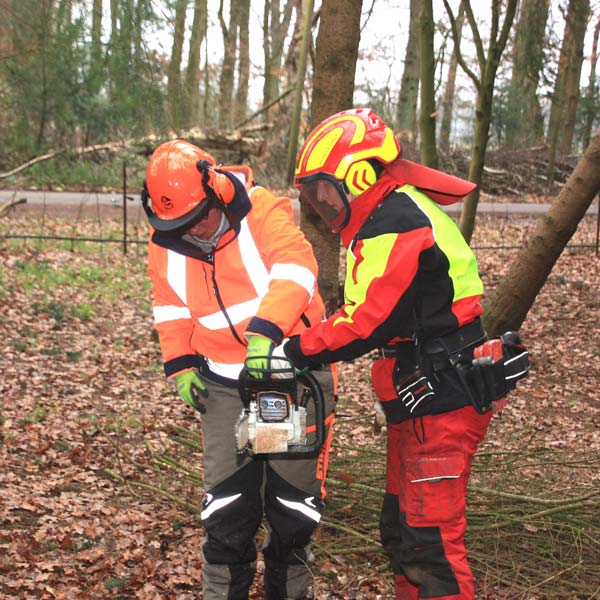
top-left (380, 406), bottom-right (492, 599)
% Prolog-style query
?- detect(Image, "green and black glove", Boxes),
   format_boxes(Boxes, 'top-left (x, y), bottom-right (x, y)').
top-left (174, 369), bottom-right (209, 412)
top-left (245, 335), bottom-right (274, 378)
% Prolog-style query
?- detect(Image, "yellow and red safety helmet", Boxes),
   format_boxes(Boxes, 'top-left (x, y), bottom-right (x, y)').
top-left (295, 108), bottom-right (401, 232)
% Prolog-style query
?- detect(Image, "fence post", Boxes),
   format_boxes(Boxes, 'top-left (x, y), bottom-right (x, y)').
top-left (122, 161), bottom-right (127, 255)
top-left (596, 193), bottom-right (600, 256)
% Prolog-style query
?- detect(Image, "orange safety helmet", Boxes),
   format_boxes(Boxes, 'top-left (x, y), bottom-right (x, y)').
top-left (142, 139), bottom-right (244, 235)
top-left (294, 108), bottom-right (401, 232)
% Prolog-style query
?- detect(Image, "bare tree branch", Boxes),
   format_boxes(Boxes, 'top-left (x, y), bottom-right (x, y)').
top-left (442, 0), bottom-right (481, 90)
top-left (463, 0), bottom-right (485, 68)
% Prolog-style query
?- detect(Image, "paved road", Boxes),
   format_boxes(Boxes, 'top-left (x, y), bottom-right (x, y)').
top-left (1, 189), bottom-right (598, 216)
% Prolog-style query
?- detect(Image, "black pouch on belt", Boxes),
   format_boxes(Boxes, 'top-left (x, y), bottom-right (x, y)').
top-left (457, 332), bottom-right (531, 414)
top-left (456, 360), bottom-right (505, 414)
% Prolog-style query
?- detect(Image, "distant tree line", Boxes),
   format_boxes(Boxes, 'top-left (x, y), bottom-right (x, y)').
top-left (1, 0), bottom-right (597, 172)
top-left (1, 0), bottom-right (599, 339)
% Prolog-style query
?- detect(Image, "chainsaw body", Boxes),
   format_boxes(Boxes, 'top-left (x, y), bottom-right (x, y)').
top-left (235, 358), bottom-right (324, 455)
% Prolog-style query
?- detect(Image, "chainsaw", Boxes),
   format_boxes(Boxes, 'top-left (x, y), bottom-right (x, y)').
top-left (235, 357), bottom-right (325, 455)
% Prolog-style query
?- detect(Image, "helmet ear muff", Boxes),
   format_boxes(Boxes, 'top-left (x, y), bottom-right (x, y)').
top-left (210, 171), bottom-right (236, 204)
top-left (344, 160), bottom-right (377, 196)
top-left (196, 160), bottom-right (236, 205)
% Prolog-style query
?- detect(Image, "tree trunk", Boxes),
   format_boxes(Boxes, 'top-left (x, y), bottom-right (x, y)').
top-left (36, 1), bottom-right (55, 150)
top-left (234, 0), bottom-right (250, 125)
top-left (459, 73), bottom-right (493, 243)
top-left (439, 2), bottom-right (464, 154)
top-left (582, 17), bottom-right (600, 149)
top-left (218, 0), bottom-right (237, 128)
top-left (286, 0), bottom-right (314, 183)
top-left (300, 0), bottom-right (363, 315)
top-left (184, 0), bottom-right (207, 129)
top-left (263, 0), bottom-right (276, 110)
top-left (119, 0), bottom-right (134, 69)
top-left (559, 0), bottom-right (590, 154)
top-left (284, 0), bottom-right (303, 89)
top-left (505, 0), bottom-right (550, 147)
top-left (202, 31), bottom-right (211, 123)
top-left (167, 0), bottom-right (187, 132)
top-left (89, 0), bottom-right (103, 94)
top-left (56, 0), bottom-right (73, 32)
top-left (133, 0), bottom-right (145, 69)
top-left (484, 134), bottom-right (600, 335)
top-left (396, 0), bottom-right (420, 143)
top-left (547, 0), bottom-right (590, 163)
top-left (419, 0), bottom-right (438, 168)
top-left (262, 0), bottom-right (296, 112)
top-left (108, 0), bottom-right (119, 100)
top-left (442, 0), bottom-right (518, 244)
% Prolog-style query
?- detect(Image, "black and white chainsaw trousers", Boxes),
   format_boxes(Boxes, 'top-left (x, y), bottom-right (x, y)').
top-left (199, 372), bottom-right (335, 600)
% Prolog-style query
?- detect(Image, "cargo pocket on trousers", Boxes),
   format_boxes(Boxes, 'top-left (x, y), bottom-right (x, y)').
top-left (403, 453), bottom-right (466, 526)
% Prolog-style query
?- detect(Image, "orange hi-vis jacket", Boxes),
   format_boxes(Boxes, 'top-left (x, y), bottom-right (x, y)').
top-left (148, 186), bottom-right (326, 385)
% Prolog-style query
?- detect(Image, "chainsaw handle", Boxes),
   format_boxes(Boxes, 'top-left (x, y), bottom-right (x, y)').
top-left (286, 370), bottom-right (325, 454)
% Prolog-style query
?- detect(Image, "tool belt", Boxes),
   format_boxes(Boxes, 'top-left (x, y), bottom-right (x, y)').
top-left (420, 318), bottom-right (487, 371)
top-left (421, 322), bottom-right (530, 414)
top-left (375, 319), bottom-right (531, 418)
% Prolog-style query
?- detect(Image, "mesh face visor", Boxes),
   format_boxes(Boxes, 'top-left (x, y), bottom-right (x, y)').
top-left (296, 174), bottom-right (351, 233)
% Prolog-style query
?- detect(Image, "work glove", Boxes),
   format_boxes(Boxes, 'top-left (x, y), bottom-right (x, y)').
top-left (282, 335), bottom-right (319, 371)
top-left (174, 369), bottom-right (209, 413)
top-left (245, 335), bottom-right (275, 378)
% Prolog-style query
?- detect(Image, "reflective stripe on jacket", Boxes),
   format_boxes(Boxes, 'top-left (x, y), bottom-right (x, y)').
top-left (298, 184), bottom-right (484, 364)
top-left (148, 186), bottom-right (326, 381)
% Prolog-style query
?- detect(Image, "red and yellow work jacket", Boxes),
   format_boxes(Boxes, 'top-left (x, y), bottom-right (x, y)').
top-left (289, 176), bottom-right (484, 365)
top-left (148, 186), bottom-right (325, 385)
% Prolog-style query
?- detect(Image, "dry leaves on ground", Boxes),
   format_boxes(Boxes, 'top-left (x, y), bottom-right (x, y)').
top-left (0, 211), bottom-right (598, 599)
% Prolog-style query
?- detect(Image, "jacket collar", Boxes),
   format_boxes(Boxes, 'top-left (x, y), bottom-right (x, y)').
top-left (340, 173), bottom-right (398, 247)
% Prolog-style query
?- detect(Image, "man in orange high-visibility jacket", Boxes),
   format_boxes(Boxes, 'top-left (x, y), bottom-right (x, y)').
top-left (142, 140), bottom-right (335, 600)
top-left (284, 109), bottom-right (529, 600)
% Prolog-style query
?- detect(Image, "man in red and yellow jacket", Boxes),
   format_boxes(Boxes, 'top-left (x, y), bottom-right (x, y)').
top-left (143, 140), bottom-right (335, 600)
top-left (284, 109), bottom-right (528, 599)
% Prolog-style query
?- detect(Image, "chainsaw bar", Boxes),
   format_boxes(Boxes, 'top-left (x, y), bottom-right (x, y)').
top-left (234, 409), bottom-right (250, 454)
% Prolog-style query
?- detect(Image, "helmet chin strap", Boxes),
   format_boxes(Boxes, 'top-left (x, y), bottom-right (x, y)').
top-left (182, 212), bottom-right (230, 253)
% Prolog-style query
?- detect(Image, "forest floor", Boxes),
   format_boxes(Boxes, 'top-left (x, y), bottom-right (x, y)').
top-left (0, 209), bottom-right (598, 600)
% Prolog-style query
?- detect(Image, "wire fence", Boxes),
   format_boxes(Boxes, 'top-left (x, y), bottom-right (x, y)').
top-left (1, 164), bottom-right (599, 255)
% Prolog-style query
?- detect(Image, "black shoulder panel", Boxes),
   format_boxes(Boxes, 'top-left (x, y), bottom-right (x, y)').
top-left (356, 190), bottom-right (431, 240)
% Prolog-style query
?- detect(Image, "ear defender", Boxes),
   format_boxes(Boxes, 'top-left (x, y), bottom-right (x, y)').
top-left (209, 170), bottom-right (236, 204)
top-left (196, 160), bottom-right (236, 205)
top-left (344, 160), bottom-right (377, 196)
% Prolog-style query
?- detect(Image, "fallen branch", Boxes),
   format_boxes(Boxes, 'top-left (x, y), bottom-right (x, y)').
top-left (0, 128), bottom-right (268, 180)
top-left (473, 486), bottom-right (600, 505)
top-left (0, 142), bottom-right (127, 179)
top-left (0, 195), bottom-right (27, 217)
